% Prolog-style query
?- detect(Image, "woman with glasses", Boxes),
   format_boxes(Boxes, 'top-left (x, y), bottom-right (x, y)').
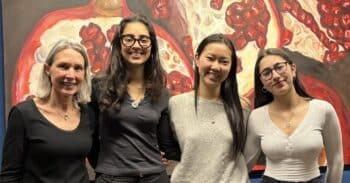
top-left (90, 15), bottom-right (178, 183)
top-left (244, 48), bottom-right (343, 183)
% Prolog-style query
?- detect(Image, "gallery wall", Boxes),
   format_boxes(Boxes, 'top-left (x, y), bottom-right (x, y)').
top-left (0, 0), bottom-right (349, 181)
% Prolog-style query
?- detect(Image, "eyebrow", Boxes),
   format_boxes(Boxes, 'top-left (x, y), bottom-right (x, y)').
top-left (206, 53), bottom-right (230, 58)
top-left (261, 62), bottom-right (285, 70)
top-left (122, 34), bottom-right (150, 37)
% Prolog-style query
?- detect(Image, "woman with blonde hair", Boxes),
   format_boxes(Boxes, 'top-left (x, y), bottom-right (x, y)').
top-left (0, 40), bottom-right (99, 183)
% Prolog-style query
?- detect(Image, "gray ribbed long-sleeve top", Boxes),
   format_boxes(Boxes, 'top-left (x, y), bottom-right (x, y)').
top-left (169, 92), bottom-right (249, 183)
top-left (244, 99), bottom-right (343, 183)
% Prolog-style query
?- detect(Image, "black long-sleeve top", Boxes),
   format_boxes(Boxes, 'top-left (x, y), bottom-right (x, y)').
top-left (90, 80), bottom-right (180, 177)
top-left (0, 99), bottom-right (99, 183)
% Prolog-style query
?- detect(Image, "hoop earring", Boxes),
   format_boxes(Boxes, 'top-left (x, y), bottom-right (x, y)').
top-left (262, 87), bottom-right (267, 93)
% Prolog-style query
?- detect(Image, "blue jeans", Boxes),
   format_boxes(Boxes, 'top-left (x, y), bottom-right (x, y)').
top-left (261, 175), bottom-right (323, 183)
top-left (95, 171), bottom-right (170, 183)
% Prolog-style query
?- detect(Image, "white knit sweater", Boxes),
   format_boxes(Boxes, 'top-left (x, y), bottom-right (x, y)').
top-left (169, 92), bottom-right (249, 183)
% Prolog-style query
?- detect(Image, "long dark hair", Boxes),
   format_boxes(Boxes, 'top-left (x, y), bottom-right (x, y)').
top-left (194, 34), bottom-right (245, 158)
top-left (254, 48), bottom-right (312, 108)
top-left (98, 15), bottom-right (165, 111)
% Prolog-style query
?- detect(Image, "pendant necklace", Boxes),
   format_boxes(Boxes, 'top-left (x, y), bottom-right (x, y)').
top-left (56, 107), bottom-right (73, 122)
top-left (285, 117), bottom-right (293, 128)
top-left (131, 101), bottom-right (140, 109)
top-left (57, 111), bottom-right (70, 121)
top-left (129, 85), bottom-right (145, 109)
top-left (62, 113), bottom-right (69, 121)
top-left (285, 98), bottom-right (301, 128)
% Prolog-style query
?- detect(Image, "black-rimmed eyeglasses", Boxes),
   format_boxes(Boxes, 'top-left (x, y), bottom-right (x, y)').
top-left (121, 34), bottom-right (151, 48)
top-left (259, 61), bottom-right (289, 80)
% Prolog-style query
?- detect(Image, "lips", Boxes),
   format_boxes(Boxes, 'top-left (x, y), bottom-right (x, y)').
top-left (128, 49), bottom-right (146, 59)
top-left (206, 71), bottom-right (220, 82)
top-left (272, 80), bottom-right (285, 87)
top-left (61, 81), bottom-right (77, 88)
top-left (128, 50), bottom-right (144, 55)
top-left (130, 52), bottom-right (142, 58)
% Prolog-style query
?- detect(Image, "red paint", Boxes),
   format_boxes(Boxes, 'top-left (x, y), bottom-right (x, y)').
top-left (210, 0), bottom-right (224, 10)
top-left (224, 0), bottom-right (270, 50)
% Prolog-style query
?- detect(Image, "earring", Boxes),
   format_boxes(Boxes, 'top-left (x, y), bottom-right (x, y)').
top-left (262, 87), bottom-right (267, 93)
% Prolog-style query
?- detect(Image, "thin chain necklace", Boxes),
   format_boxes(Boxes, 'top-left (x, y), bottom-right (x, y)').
top-left (285, 113), bottom-right (293, 128)
top-left (37, 97), bottom-right (75, 122)
top-left (285, 97), bottom-right (302, 128)
top-left (57, 111), bottom-right (70, 121)
top-left (54, 106), bottom-right (74, 122)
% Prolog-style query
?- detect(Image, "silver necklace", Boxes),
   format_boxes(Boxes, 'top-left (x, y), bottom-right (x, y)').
top-left (285, 98), bottom-right (302, 128)
top-left (285, 116), bottom-right (293, 128)
top-left (131, 101), bottom-right (140, 109)
top-left (128, 84), bottom-right (145, 109)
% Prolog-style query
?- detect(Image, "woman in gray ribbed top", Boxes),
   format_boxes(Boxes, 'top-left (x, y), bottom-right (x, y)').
top-left (244, 48), bottom-right (343, 183)
top-left (168, 34), bottom-right (249, 183)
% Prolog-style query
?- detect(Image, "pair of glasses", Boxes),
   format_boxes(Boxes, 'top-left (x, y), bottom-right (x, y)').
top-left (120, 34), bottom-right (151, 48)
top-left (259, 61), bottom-right (289, 80)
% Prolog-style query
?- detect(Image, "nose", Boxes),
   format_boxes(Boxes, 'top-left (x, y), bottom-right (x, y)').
top-left (210, 61), bottom-right (220, 71)
top-left (65, 68), bottom-right (75, 78)
top-left (271, 69), bottom-right (281, 80)
top-left (132, 40), bottom-right (142, 49)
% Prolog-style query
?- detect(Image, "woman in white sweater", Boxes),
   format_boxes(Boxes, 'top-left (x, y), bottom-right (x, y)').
top-left (168, 33), bottom-right (249, 183)
top-left (244, 48), bottom-right (343, 183)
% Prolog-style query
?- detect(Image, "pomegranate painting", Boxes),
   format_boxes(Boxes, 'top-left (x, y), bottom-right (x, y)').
top-left (4, 0), bottom-right (350, 166)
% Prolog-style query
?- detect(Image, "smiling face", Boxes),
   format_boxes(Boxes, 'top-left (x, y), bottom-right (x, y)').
top-left (120, 21), bottom-right (152, 68)
top-left (45, 48), bottom-right (85, 98)
top-left (195, 42), bottom-right (232, 90)
top-left (259, 55), bottom-right (296, 96)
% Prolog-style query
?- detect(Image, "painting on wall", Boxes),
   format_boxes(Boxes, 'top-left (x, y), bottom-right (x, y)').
top-left (2, 0), bottom-right (350, 167)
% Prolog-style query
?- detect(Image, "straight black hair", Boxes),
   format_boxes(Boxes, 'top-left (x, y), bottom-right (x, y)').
top-left (194, 33), bottom-right (245, 158)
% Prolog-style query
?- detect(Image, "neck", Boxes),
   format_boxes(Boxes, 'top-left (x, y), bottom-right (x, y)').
top-left (198, 83), bottom-right (221, 101)
top-left (128, 65), bottom-right (145, 83)
top-left (47, 92), bottom-right (74, 111)
top-left (128, 80), bottom-right (145, 88)
top-left (272, 89), bottom-right (301, 110)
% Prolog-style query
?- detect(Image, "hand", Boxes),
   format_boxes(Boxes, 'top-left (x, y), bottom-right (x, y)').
top-left (160, 151), bottom-right (169, 166)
